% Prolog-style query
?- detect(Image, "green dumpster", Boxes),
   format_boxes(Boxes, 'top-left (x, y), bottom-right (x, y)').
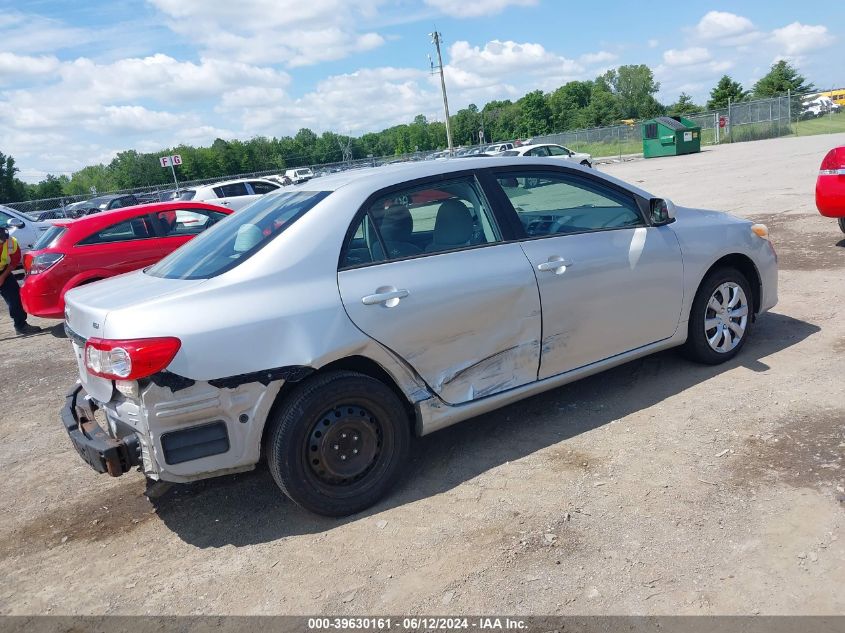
top-left (642, 116), bottom-right (701, 158)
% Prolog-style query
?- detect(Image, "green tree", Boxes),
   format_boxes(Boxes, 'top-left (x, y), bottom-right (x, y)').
top-left (668, 92), bottom-right (700, 116)
top-left (35, 174), bottom-right (66, 199)
top-left (548, 81), bottom-right (593, 130)
top-left (707, 75), bottom-right (749, 109)
top-left (581, 79), bottom-right (620, 127)
top-left (601, 65), bottom-right (663, 119)
top-left (753, 60), bottom-right (814, 97)
top-left (518, 90), bottom-right (552, 136)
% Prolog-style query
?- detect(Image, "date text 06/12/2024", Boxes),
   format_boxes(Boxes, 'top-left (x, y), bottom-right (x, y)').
top-left (307, 617), bottom-right (527, 630)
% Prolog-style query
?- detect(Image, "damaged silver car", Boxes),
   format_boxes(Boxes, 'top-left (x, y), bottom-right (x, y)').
top-left (61, 157), bottom-right (778, 516)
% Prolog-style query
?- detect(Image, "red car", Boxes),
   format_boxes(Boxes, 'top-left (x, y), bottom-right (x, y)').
top-left (815, 146), bottom-right (845, 233)
top-left (21, 201), bottom-right (231, 318)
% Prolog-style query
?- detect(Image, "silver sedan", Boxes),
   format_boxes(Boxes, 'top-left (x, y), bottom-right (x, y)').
top-left (62, 157), bottom-right (777, 516)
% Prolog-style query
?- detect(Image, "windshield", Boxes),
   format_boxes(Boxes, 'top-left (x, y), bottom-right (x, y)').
top-left (176, 190), bottom-right (196, 201)
top-left (146, 190), bottom-right (329, 280)
top-left (501, 150), bottom-right (519, 156)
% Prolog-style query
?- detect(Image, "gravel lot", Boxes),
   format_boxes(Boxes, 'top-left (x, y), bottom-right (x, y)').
top-left (1, 133), bottom-right (843, 616)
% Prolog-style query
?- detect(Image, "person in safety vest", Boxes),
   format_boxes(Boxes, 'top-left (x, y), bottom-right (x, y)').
top-left (0, 226), bottom-right (40, 335)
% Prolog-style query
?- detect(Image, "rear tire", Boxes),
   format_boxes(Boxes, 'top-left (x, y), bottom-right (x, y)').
top-left (838, 217), bottom-right (845, 234)
top-left (682, 267), bottom-right (753, 365)
top-left (265, 370), bottom-right (410, 517)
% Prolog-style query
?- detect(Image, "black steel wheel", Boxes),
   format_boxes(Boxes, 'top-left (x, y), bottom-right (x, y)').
top-left (266, 370), bottom-right (410, 516)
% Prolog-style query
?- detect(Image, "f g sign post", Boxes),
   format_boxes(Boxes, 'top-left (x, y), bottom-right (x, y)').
top-left (159, 154), bottom-right (182, 191)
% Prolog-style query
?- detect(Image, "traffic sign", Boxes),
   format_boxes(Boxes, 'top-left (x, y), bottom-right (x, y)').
top-left (172, 154), bottom-right (182, 165)
top-left (159, 155), bottom-right (171, 167)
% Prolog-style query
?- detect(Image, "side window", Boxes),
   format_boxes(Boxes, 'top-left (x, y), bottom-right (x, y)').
top-left (0, 211), bottom-right (13, 225)
top-left (496, 171), bottom-right (643, 237)
top-left (340, 215), bottom-right (386, 268)
top-left (213, 183), bottom-right (249, 198)
top-left (156, 209), bottom-right (228, 236)
top-left (248, 181), bottom-right (279, 195)
top-left (529, 147), bottom-right (549, 157)
top-left (369, 177), bottom-right (500, 260)
top-left (79, 216), bottom-right (154, 245)
top-left (547, 145), bottom-right (568, 157)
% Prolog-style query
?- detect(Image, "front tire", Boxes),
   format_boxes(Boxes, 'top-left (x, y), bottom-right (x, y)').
top-left (265, 370), bottom-right (410, 516)
top-left (838, 217), bottom-right (845, 234)
top-left (682, 267), bottom-right (753, 365)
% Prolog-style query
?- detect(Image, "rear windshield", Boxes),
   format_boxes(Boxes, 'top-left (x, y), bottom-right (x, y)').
top-left (146, 190), bottom-right (329, 280)
top-left (175, 190), bottom-right (196, 201)
top-left (32, 225), bottom-right (67, 250)
top-left (500, 150), bottom-right (519, 156)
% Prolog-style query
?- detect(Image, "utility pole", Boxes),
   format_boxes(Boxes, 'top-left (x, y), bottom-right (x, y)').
top-left (429, 31), bottom-right (454, 154)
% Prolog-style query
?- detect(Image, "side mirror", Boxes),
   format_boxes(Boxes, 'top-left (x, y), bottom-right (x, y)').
top-left (649, 198), bottom-right (676, 225)
top-left (6, 218), bottom-right (25, 230)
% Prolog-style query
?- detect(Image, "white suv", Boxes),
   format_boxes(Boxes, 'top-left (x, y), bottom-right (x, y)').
top-left (180, 178), bottom-right (280, 211)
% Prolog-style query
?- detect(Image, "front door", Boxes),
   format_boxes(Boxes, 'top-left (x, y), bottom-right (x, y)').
top-left (492, 169), bottom-right (684, 379)
top-left (337, 175), bottom-right (542, 405)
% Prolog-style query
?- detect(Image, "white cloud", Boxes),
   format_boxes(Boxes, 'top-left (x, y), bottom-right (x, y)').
top-left (0, 53), bottom-right (61, 84)
top-left (647, 39), bottom-right (659, 49)
top-left (423, 0), bottom-right (537, 18)
top-left (693, 11), bottom-right (756, 41)
top-left (663, 47), bottom-right (711, 67)
top-left (0, 12), bottom-right (92, 54)
top-left (147, 0), bottom-right (387, 66)
top-left (580, 51), bottom-right (617, 65)
top-left (447, 40), bottom-right (583, 88)
top-left (771, 22), bottom-right (835, 55)
top-left (54, 54), bottom-right (290, 102)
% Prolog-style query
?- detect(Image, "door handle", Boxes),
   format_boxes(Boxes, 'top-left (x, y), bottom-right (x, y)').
top-left (537, 256), bottom-right (573, 274)
top-left (361, 288), bottom-right (409, 307)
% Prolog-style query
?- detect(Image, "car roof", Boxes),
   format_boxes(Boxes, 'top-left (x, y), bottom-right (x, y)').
top-left (56, 201), bottom-right (232, 237)
top-left (284, 155), bottom-right (650, 198)
top-left (514, 143), bottom-right (563, 150)
top-left (187, 177), bottom-right (277, 193)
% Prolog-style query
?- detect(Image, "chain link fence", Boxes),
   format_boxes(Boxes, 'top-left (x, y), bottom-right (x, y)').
top-left (533, 89), bottom-right (844, 159)
top-left (5, 90), bottom-right (843, 216)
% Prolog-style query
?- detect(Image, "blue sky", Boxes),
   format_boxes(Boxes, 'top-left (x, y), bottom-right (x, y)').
top-left (1, 0), bottom-right (842, 181)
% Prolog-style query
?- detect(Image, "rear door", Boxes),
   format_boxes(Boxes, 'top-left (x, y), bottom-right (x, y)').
top-left (212, 182), bottom-right (255, 211)
top-left (491, 168), bottom-right (683, 379)
top-left (337, 174), bottom-right (542, 405)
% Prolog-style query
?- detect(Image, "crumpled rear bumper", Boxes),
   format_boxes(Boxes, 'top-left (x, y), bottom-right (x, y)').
top-left (60, 384), bottom-right (141, 477)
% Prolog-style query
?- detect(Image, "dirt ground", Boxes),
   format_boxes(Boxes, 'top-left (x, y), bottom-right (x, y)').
top-left (1, 133), bottom-right (843, 616)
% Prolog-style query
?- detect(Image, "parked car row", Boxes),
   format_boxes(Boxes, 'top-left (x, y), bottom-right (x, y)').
top-left (57, 155), bottom-right (778, 517)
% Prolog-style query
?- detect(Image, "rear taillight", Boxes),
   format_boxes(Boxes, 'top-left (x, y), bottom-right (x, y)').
top-left (28, 252), bottom-right (64, 275)
top-left (84, 337), bottom-right (181, 381)
top-left (819, 147), bottom-right (845, 175)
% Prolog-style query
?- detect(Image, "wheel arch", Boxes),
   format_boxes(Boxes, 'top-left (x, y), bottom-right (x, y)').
top-left (260, 354), bottom-right (420, 453)
top-left (698, 253), bottom-right (762, 315)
